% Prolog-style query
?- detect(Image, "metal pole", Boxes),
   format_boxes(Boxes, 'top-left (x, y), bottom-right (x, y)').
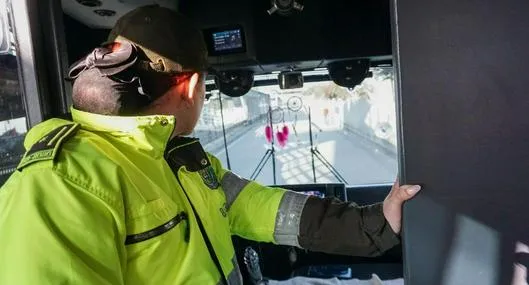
top-left (308, 107), bottom-right (317, 183)
top-left (218, 93), bottom-right (231, 170)
top-left (268, 106), bottom-right (276, 184)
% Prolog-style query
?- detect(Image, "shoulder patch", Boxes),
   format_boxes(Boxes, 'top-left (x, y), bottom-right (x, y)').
top-left (198, 166), bottom-right (220, 190)
top-left (17, 123), bottom-right (80, 170)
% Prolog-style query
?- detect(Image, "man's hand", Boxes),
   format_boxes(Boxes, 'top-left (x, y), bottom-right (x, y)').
top-left (383, 179), bottom-right (421, 234)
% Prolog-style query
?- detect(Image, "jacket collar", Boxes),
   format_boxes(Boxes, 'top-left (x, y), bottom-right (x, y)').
top-left (71, 107), bottom-right (175, 158)
top-left (165, 137), bottom-right (211, 172)
top-left (71, 108), bottom-right (210, 169)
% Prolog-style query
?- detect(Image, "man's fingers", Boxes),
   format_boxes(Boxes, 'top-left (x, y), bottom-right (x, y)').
top-left (387, 178), bottom-right (421, 203)
top-left (383, 182), bottom-right (421, 234)
top-left (395, 184), bottom-right (422, 201)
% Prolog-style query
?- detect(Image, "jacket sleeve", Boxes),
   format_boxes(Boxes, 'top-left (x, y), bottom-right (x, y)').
top-left (208, 154), bottom-right (399, 257)
top-left (208, 154), bottom-right (287, 243)
top-left (298, 197), bottom-right (400, 257)
top-left (0, 169), bottom-right (126, 285)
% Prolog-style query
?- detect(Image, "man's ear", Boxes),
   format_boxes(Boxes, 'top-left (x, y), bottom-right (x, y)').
top-left (184, 72), bottom-right (201, 106)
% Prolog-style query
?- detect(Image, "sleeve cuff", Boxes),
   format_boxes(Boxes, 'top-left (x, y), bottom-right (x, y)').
top-left (361, 203), bottom-right (401, 253)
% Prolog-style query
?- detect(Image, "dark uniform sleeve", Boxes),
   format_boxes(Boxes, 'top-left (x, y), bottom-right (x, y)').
top-left (298, 196), bottom-right (400, 257)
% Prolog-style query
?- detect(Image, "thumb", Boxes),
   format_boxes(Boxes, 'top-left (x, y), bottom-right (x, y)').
top-left (395, 184), bottom-right (422, 202)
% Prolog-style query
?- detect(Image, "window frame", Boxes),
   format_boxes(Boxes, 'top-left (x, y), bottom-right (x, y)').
top-left (9, 0), bottom-right (44, 127)
top-left (10, 0), bottom-right (70, 128)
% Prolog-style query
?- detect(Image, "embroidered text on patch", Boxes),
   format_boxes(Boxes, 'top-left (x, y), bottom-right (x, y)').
top-left (17, 123), bottom-right (80, 170)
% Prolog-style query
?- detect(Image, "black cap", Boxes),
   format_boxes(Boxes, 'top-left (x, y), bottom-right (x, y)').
top-left (107, 5), bottom-right (208, 74)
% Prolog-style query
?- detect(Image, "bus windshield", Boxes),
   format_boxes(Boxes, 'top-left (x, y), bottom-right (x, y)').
top-left (192, 68), bottom-right (397, 186)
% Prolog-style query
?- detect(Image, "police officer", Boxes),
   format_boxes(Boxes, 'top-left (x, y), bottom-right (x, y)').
top-left (0, 5), bottom-right (421, 285)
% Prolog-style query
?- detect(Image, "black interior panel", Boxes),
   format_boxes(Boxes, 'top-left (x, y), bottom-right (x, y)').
top-left (346, 184), bottom-right (393, 206)
top-left (63, 14), bottom-right (108, 65)
top-left (64, 1), bottom-right (392, 74)
top-left (179, 0), bottom-right (392, 72)
top-left (392, 0), bottom-right (529, 284)
top-left (250, 0), bottom-right (325, 64)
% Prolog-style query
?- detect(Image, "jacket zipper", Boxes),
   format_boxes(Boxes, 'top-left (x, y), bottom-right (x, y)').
top-left (125, 211), bottom-right (188, 245)
top-left (175, 175), bottom-right (228, 285)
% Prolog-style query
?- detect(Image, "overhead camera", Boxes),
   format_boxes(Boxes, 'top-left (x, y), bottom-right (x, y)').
top-left (278, 71), bottom-right (304, 89)
top-left (267, 0), bottom-right (304, 16)
top-left (327, 59), bottom-right (371, 88)
top-left (214, 69), bottom-right (255, 97)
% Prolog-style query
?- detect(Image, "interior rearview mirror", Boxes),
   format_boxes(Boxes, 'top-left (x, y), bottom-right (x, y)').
top-left (0, 0), bottom-right (13, 55)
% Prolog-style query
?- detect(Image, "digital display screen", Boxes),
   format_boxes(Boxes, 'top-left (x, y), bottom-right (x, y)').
top-left (204, 25), bottom-right (247, 56)
top-left (212, 29), bottom-right (244, 52)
